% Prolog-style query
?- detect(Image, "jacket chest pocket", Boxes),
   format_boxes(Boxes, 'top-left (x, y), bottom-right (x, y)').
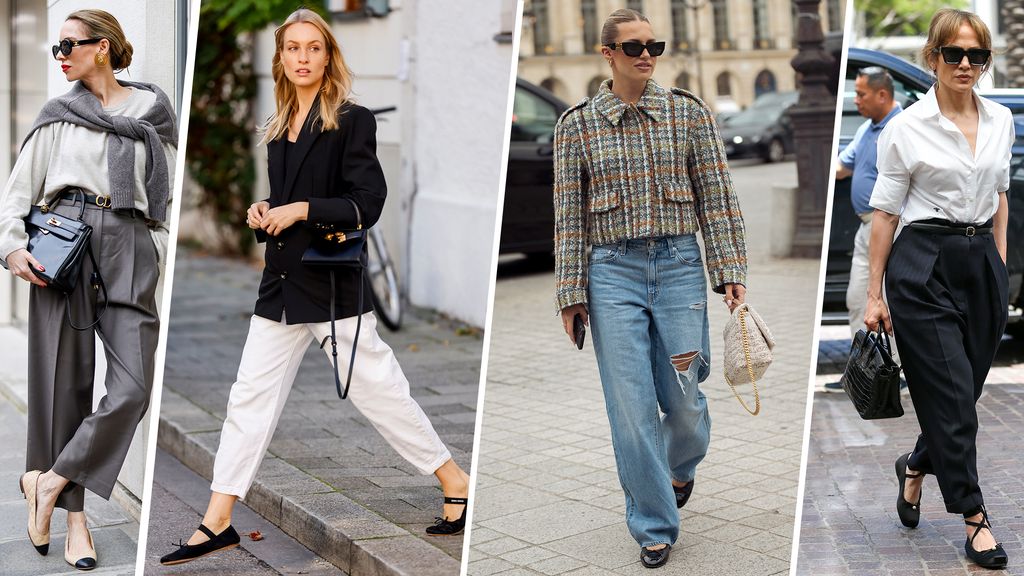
top-left (661, 175), bottom-right (694, 204)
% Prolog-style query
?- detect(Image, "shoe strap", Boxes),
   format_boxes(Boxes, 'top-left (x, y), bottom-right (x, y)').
top-left (904, 470), bottom-right (923, 478)
top-left (197, 524), bottom-right (217, 540)
top-left (443, 497), bottom-right (468, 505)
top-left (965, 510), bottom-right (991, 546)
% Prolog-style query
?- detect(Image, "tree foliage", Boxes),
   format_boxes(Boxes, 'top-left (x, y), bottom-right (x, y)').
top-left (187, 0), bottom-right (326, 254)
top-left (858, 0), bottom-right (968, 37)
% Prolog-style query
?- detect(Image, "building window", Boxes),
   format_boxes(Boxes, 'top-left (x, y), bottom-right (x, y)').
top-left (533, 0), bottom-right (552, 54)
top-left (827, 0), bottom-right (842, 32)
top-left (671, 1), bottom-right (691, 52)
top-left (675, 72), bottom-right (691, 91)
top-left (753, 0), bottom-right (772, 49)
top-left (755, 70), bottom-right (777, 97)
top-left (588, 76), bottom-right (605, 97)
top-left (717, 72), bottom-right (732, 96)
top-left (712, 0), bottom-right (732, 50)
top-left (627, 0), bottom-right (644, 13)
top-left (581, 0), bottom-right (598, 52)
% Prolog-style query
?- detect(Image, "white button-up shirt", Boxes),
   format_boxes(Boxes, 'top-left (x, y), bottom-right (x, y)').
top-left (870, 86), bottom-right (1014, 224)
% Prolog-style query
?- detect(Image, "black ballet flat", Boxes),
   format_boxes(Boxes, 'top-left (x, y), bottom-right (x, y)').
top-left (673, 479), bottom-right (694, 509)
top-left (640, 544), bottom-right (671, 568)
top-left (965, 508), bottom-right (1009, 570)
top-left (160, 524), bottom-right (240, 566)
top-left (895, 453), bottom-right (923, 528)
top-left (425, 497), bottom-right (467, 536)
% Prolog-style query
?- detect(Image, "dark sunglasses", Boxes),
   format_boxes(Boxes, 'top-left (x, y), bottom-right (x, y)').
top-left (604, 41), bottom-right (666, 58)
top-left (51, 37), bottom-right (103, 59)
top-left (936, 46), bottom-right (991, 66)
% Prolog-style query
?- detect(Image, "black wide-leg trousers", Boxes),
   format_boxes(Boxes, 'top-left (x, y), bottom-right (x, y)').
top-left (885, 224), bottom-right (1008, 514)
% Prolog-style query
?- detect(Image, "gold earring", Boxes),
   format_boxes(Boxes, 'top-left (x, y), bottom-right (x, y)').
top-left (95, 52), bottom-right (106, 67)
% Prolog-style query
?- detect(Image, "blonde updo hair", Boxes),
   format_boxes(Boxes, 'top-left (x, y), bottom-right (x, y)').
top-left (600, 8), bottom-right (650, 46)
top-left (920, 8), bottom-right (993, 74)
top-left (67, 9), bottom-right (133, 72)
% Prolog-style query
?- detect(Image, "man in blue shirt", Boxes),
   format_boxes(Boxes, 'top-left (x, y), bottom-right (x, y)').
top-left (826, 67), bottom-right (902, 391)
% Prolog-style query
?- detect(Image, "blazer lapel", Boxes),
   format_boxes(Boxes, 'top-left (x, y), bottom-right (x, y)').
top-left (282, 94), bottom-right (324, 203)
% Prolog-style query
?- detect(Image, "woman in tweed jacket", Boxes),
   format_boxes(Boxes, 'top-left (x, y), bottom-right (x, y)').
top-left (553, 9), bottom-right (747, 569)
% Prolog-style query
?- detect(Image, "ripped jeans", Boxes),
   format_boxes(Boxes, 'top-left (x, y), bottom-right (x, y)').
top-left (588, 234), bottom-right (712, 548)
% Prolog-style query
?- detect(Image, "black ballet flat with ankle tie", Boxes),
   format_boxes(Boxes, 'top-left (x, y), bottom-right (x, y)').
top-left (160, 524), bottom-right (240, 566)
top-left (895, 453), bottom-right (923, 528)
top-left (425, 497), bottom-right (467, 536)
top-left (965, 508), bottom-right (1008, 570)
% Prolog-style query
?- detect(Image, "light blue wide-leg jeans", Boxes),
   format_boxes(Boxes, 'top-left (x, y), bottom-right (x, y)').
top-left (587, 235), bottom-right (712, 548)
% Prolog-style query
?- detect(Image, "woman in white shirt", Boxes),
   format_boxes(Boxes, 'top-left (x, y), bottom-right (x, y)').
top-left (865, 9), bottom-right (1013, 570)
top-left (0, 10), bottom-right (176, 571)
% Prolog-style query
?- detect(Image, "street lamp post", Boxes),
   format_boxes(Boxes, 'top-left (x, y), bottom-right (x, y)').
top-left (684, 0), bottom-right (706, 98)
top-left (789, 0), bottom-right (835, 257)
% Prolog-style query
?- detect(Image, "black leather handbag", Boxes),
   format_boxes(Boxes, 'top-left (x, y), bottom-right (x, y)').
top-left (2, 188), bottom-right (107, 330)
top-left (301, 198), bottom-right (367, 399)
top-left (840, 326), bottom-right (903, 419)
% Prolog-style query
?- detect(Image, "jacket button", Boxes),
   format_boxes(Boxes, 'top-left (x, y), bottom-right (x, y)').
top-left (276, 241), bottom-right (285, 250)
top-left (280, 272), bottom-right (287, 279)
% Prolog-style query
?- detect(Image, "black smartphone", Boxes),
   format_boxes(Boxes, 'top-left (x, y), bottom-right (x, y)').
top-left (573, 313), bottom-right (586, 350)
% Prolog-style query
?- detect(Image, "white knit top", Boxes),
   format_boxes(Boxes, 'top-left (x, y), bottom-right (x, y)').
top-left (0, 87), bottom-right (176, 263)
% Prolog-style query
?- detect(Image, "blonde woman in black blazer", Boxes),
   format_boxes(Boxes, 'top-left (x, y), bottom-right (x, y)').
top-left (160, 9), bottom-right (470, 565)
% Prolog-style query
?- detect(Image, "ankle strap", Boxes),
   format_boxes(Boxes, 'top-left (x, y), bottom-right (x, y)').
top-left (444, 497), bottom-right (468, 505)
top-left (904, 470), bottom-right (924, 478)
top-left (197, 524), bottom-right (217, 540)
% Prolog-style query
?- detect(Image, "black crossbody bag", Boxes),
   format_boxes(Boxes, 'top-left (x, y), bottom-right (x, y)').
top-left (840, 326), bottom-right (903, 419)
top-left (2, 188), bottom-right (107, 330)
top-left (300, 197), bottom-right (366, 399)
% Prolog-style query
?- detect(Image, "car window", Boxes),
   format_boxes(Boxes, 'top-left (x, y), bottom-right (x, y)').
top-left (511, 86), bottom-right (559, 143)
top-left (841, 72), bottom-right (925, 140)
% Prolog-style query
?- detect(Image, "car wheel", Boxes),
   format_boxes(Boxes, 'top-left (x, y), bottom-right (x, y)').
top-left (766, 138), bottom-right (785, 163)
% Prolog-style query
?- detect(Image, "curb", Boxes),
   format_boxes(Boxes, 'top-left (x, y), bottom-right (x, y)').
top-left (156, 388), bottom-right (460, 576)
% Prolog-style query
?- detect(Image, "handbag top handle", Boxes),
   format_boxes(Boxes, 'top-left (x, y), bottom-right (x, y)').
top-left (873, 325), bottom-right (892, 356)
top-left (42, 187), bottom-right (88, 220)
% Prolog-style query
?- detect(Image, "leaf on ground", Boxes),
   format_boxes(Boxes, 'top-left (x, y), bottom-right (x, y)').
top-left (247, 530), bottom-right (264, 541)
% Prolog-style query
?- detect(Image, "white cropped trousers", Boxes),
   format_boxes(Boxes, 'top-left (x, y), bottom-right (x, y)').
top-left (211, 312), bottom-right (452, 498)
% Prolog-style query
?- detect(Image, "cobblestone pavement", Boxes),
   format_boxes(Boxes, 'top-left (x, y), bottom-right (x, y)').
top-left (154, 252), bottom-right (481, 576)
top-left (468, 161), bottom-right (817, 575)
top-left (800, 324), bottom-right (1024, 575)
top-left (0, 363), bottom-right (139, 576)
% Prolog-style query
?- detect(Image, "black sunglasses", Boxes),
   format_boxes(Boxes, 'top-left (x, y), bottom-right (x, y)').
top-left (936, 46), bottom-right (991, 66)
top-left (51, 37), bottom-right (103, 59)
top-left (605, 41), bottom-right (666, 58)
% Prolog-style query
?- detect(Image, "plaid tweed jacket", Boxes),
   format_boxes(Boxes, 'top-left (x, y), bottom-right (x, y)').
top-left (553, 79), bottom-right (747, 311)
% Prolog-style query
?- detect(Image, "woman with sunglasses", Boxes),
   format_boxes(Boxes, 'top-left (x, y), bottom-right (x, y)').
top-left (553, 8), bottom-right (746, 569)
top-left (865, 8), bottom-right (1013, 570)
top-left (0, 9), bottom-right (176, 571)
top-left (159, 8), bottom-right (470, 565)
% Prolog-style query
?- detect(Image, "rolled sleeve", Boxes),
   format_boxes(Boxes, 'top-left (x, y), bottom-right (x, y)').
top-left (687, 99), bottom-right (747, 294)
top-left (999, 111), bottom-right (1014, 193)
top-left (553, 112), bottom-right (589, 312)
top-left (868, 123), bottom-right (910, 215)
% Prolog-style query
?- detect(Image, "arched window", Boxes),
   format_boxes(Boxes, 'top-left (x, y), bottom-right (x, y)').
top-left (675, 72), bottom-right (692, 91)
top-left (755, 70), bottom-right (777, 97)
top-left (587, 76), bottom-right (606, 97)
top-left (716, 71), bottom-right (732, 96)
top-left (581, 0), bottom-right (599, 53)
top-left (712, 0), bottom-right (732, 50)
top-left (541, 77), bottom-right (569, 101)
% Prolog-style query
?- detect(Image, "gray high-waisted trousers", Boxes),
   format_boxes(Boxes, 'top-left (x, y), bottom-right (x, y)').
top-left (25, 199), bottom-right (159, 512)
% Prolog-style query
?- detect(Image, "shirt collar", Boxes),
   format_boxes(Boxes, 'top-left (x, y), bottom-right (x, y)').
top-left (592, 79), bottom-right (667, 125)
top-left (917, 84), bottom-right (993, 121)
top-left (870, 102), bottom-right (902, 129)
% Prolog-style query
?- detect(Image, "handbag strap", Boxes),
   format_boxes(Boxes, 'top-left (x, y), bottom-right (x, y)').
top-left (319, 238), bottom-right (367, 400)
top-left (64, 243), bottom-right (108, 331)
top-left (724, 306), bottom-right (761, 416)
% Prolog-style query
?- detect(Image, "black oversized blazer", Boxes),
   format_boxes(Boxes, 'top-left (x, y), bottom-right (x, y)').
top-left (253, 98), bottom-right (386, 324)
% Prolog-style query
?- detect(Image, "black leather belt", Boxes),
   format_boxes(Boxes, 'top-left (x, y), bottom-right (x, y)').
top-left (906, 221), bottom-right (992, 236)
top-left (61, 190), bottom-right (112, 208)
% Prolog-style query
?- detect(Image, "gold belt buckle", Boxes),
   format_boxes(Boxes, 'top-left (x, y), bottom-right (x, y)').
top-left (95, 195), bottom-right (112, 208)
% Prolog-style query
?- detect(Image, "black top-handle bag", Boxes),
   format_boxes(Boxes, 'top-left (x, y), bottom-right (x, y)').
top-left (840, 325), bottom-right (903, 419)
top-left (1, 187), bottom-right (107, 330)
top-left (301, 197), bottom-right (367, 399)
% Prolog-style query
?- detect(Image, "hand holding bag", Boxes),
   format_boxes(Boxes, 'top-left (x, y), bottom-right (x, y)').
top-left (840, 326), bottom-right (903, 419)
top-left (723, 302), bottom-right (774, 416)
top-left (301, 197), bottom-right (366, 400)
top-left (1, 188), bottom-right (107, 330)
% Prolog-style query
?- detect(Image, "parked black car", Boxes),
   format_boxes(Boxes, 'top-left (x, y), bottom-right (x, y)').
top-left (499, 78), bottom-right (569, 257)
top-left (825, 47), bottom-right (1024, 337)
top-left (718, 91), bottom-right (798, 163)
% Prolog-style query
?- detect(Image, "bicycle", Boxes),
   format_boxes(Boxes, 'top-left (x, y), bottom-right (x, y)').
top-left (366, 106), bottom-right (403, 331)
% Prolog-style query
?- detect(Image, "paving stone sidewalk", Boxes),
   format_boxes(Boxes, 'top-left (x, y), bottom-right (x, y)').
top-left (467, 252), bottom-right (818, 576)
top-left (155, 252), bottom-right (481, 576)
top-left (0, 370), bottom-right (139, 576)
top-left (799, 326), bottom-right (1024, 575)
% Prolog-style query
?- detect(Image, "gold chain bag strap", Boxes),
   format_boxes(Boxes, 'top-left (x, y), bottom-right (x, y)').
top-left (723, 303), bottom-right (775, 415)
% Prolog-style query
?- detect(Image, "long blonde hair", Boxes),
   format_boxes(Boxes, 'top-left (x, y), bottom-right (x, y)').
top-left (260, 8), bottom-right (353, 145)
